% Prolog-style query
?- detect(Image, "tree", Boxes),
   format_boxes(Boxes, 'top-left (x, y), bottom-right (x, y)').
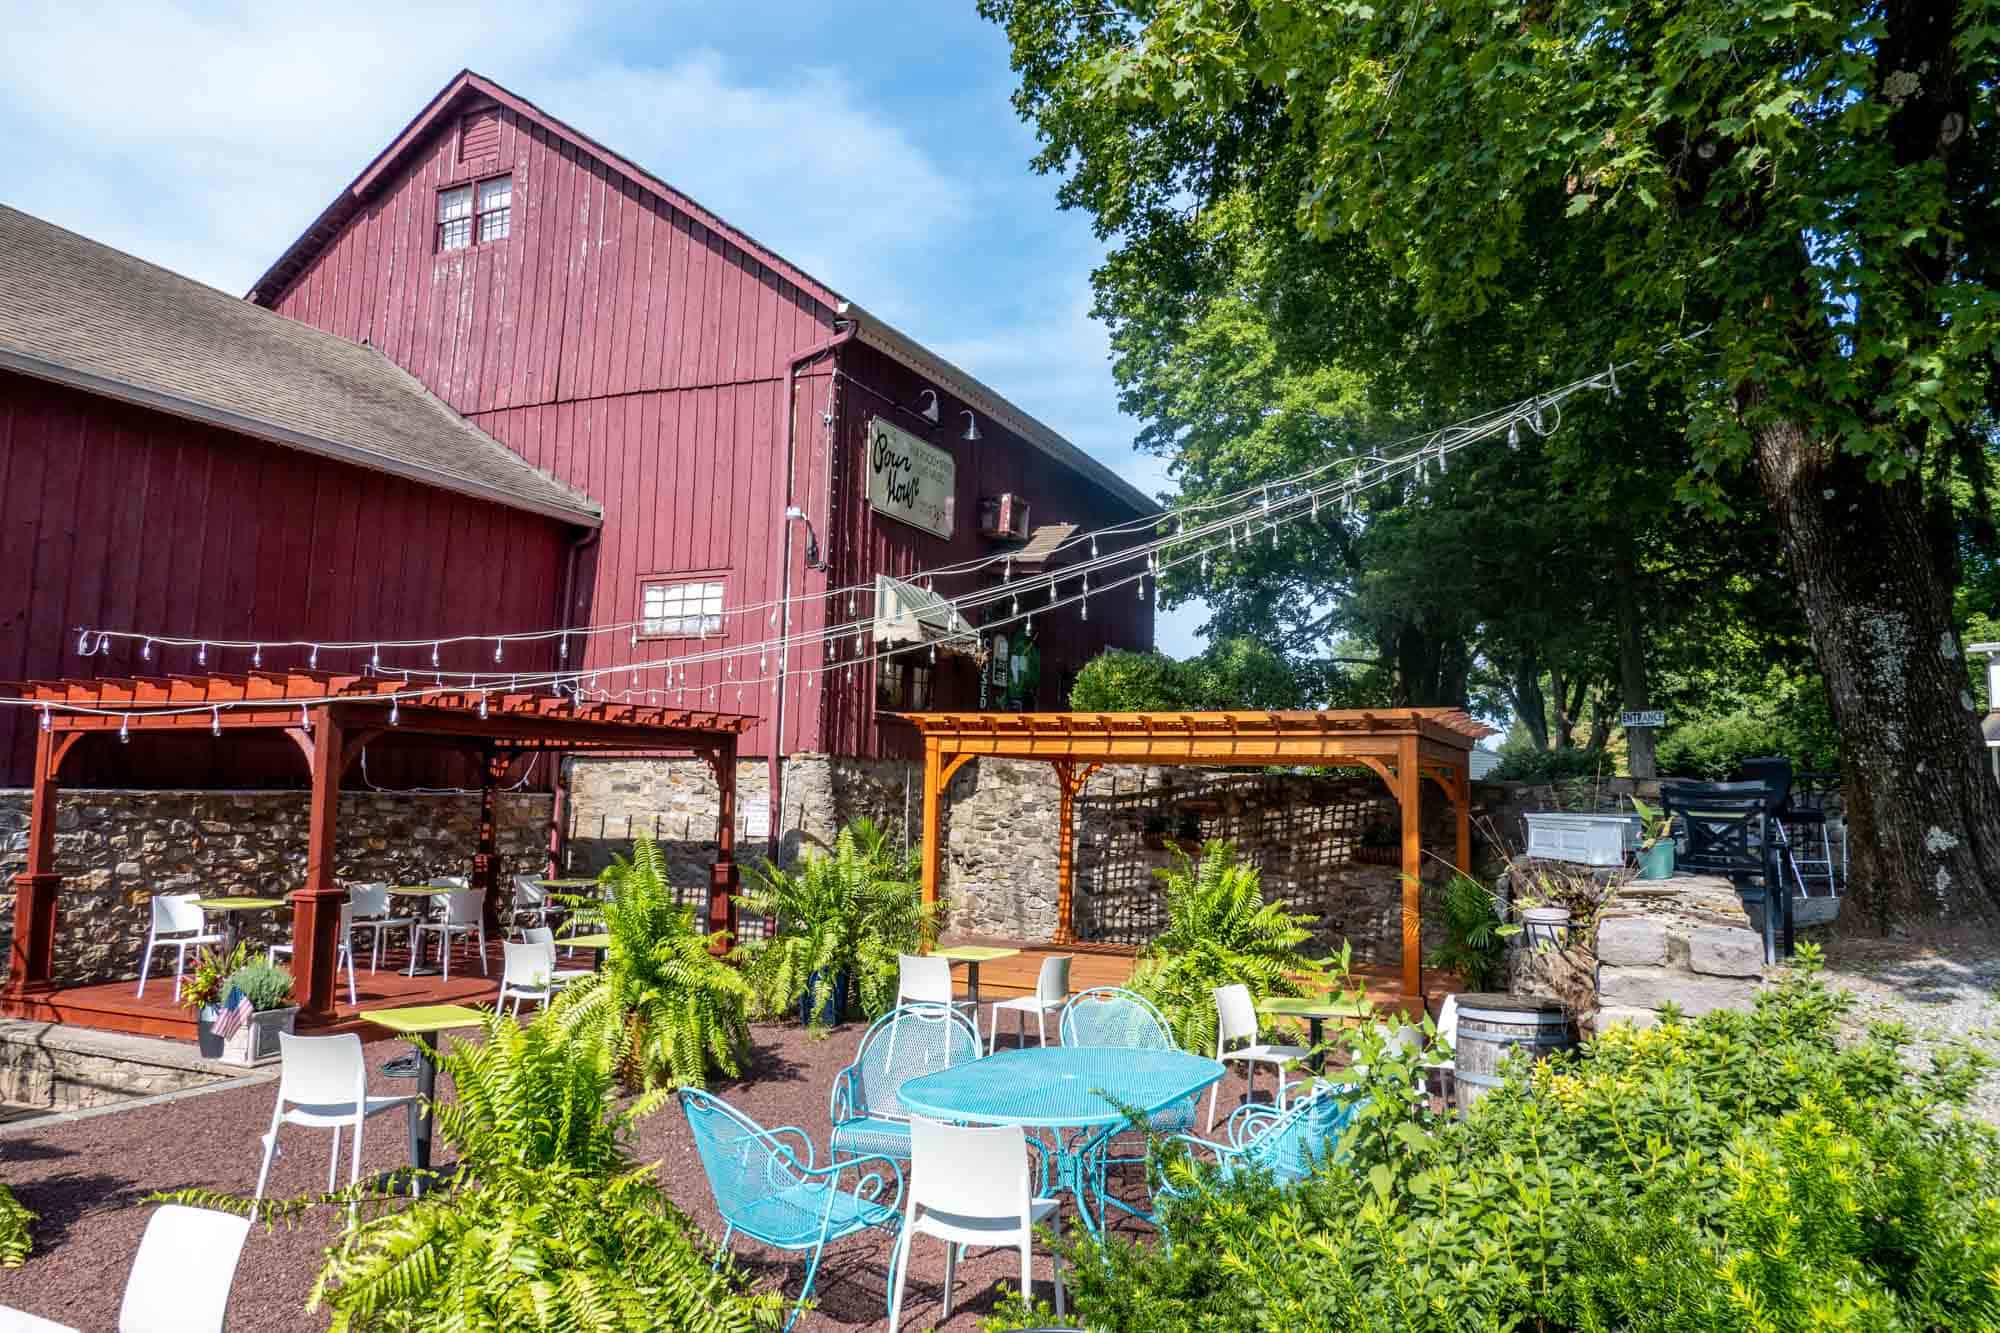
top-left (983, 0), bottom-right (2000, 920)
top-left (1070, 636), bottom-right (1304, 710)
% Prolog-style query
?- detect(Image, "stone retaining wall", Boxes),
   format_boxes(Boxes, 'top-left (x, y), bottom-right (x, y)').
top-left (1592, 875), bottom-right (1768, 1029)
top-left (0, 789), bottom-right (552, 986)
top-left (0, 1019), bottom-right (230, 1112)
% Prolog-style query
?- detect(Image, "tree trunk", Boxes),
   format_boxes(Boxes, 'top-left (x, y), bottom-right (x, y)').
top-left (1755, 421), bottom-right (2000, 924)
top-left (1509, 654), bottom-right (1550, 751)
top-left (1550, 668), bottom-right (1574, 749)
top-left (1612, 540), bottom-right (1658, 779)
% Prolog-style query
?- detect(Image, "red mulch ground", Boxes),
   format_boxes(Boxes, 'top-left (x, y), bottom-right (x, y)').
top-left (0, 1020), bottom-right (1269, 1331)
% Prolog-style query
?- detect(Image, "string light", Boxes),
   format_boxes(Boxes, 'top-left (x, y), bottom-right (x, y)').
top-left (389, 697), bottom-right (400, 725)
top-left (299, 704), bottom-right (310, 731)
top-left (197, 643), bottom-right (208, 667)
top-left (493, 640), bottom-right (504, 663)
top-left (308, 645), bottom-right (318, 669)
top-left (478, 693), bottom-right (489, 719)
top-left (252, 644), bottom-right (263, 668)
top-left (75, 629), bottom-right (93, 655)
top-left (370, 644), bottom-right (379, 668)
top-left (119, 715), bottom-right (129, 744)
top-left (432, 642), bottom-right (441, 668)
top-left (39, 705), bottom-right (50, 732)
top-left (141, 638), bottom-right (152, 661)
top-left (210, 707), bottom-right (221, 737)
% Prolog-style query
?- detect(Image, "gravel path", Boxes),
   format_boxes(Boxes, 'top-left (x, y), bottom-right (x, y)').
top-left (1819, 930), bottom-right (2000, 1126)
top-left (0, 1020), bottom-right (1247, 1332)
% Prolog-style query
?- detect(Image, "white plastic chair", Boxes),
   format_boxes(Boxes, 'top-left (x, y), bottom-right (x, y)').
top-left (888, 1118), bottom-right (1063, 1332)
top-left (498, 940), bottom-right (557, 1017)
top-left (521, 926), bottom-right (593, 986)
top-left (1206, 983), bottom-right (1311, 1131)
top-left (896, 954), bottom-right (975, 1023)
top-left (1423, 994), bottom-right (1459, 1107)
top-left (0, 1203), bottom-right (253, 1333)
top-left (412, 889), bottom-right (488, 981)
top-left (268, 901), bottom-right (360, 1005)
top-left (511, 874), bottom-right (557, 934)
top-left (251, 1032), bottom-right (419, 1221)
top-left (345, 883), bottom-right (393, 972)
top-left (985, 954), bottom-right (1071, 1053)
top-left (136, 894), bottom-right (224, 1000)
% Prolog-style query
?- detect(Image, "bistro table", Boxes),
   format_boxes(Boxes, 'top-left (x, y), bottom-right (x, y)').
top-left (899, 1045), bottom-right (1224, 1235)
top-left (364, 1003), bottom-right (488, 1184)
top-left (187, 897), bottom-right (288, 954)
top-left (931, 944), bottom-right (1020, 1010)
top-left (558, 932), bottom-right (613, 972)
top-left (1257, 995), bottom-right (1372, 1072)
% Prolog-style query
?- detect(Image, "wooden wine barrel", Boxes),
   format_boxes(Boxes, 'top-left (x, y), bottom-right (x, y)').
top-left (1452, 993), bottom-right (1575, 1109)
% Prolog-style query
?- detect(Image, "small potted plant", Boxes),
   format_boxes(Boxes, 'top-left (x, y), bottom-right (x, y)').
top-left (213, 958), bottom-right (298, 1065)
top-left (178, 942), bottom-right (251, 1060)
top-left (1630, 796), bottom-right (1677, 880)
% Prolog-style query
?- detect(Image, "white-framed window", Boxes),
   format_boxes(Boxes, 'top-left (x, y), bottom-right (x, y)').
top-left (477, 176), bottom-right (512, 242)
top-left (437, 184), bottom-right (474, 251)
top-left (641, 578), bottom-right (725, 638)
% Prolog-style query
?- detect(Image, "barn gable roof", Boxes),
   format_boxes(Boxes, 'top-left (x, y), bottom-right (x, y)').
top-left (0, 205), bottom-right (601, 527)
top-left (247, 70), bottom-right (1158, 518)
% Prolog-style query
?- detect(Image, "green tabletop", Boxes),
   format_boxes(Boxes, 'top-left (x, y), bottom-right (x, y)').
top-left (933, 945), bottom-right (1021, 963)
top-left (363, 1004), bottom-right (489, 1036)
top-left (188, 897), bottom-right (289, 912)
top-left (537, 878), bottom-right (601, 889)
top-left (558, 933), bottom-right (613, 950)
top-left (387, 885), bottom-right (454, 896)
top-left (1258, 995), bottom-right (1372, 1021)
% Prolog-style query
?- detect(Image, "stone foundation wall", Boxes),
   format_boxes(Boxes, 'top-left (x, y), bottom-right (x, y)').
top-left (0, 789), bottom-right (552, 986)
top-left (0, 1020), bottom-right (229, 1111)
top-left (567, 755), bottom-right (1484, 962)
top-left (1591, 876), bottom-right (1768, 1029)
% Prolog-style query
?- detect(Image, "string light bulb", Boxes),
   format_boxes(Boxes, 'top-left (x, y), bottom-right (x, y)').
top-left (198, 643), bottom-right (208, 667)
top-left (119, 715), bottom-right (130, 744)
top-left (389, 697), bottom-right (400, 726)
top-left (559, 633), bottom-right (568, 662)
top-left (370, 644), bottom-right (379, 669)
top-left (432, 642), bottom-right (441, 668)
top-left (1507, 421), bottom-right (1521, 450)
top-left (39, 705), bottom-right (50, 732)
top-left (299, 704), bottom-right (310, 731)
top-left (479, 693), bottom-right (489, 719)
top-left (252, 645), bottom-right (262, 668)
top-left (211, 707), bottom-right (221, 737)
top-left (493, 640), bottom-right (504, 663)
top-left (308, 645), bottom-right (319, 669)
top-left (141, 638), bottom-right (152, 661)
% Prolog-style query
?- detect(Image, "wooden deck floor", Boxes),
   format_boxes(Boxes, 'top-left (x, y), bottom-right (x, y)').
top-left (2, 938), bottom-right (520, 1043)
top-left (6, 935), bottom-right (1437, 1048)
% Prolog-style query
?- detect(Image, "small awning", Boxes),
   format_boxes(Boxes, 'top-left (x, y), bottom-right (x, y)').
top-left (1011, 522), bottom-right (1078, 567)
top-left (873, 574), bottom-right (978, 653)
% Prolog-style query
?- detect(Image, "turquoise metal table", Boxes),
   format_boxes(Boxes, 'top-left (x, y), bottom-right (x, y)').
top-left (898, 1046), bottom-right (1224, 1235)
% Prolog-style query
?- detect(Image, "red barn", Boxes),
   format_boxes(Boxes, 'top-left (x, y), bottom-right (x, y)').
top-left (245, 70), bottom-right (1157, 857)
top-left (0, 203), bottom-right (600, 792)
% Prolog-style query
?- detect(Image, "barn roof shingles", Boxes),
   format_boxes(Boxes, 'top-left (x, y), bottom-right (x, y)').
top-left (0, 204), bottom-right (600, 526)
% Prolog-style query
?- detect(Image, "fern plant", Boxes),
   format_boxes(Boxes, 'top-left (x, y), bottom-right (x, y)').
top-left (1425, 871), bottom-right (1513, 992)
top-left (546, 834), bottom-right (754, 1089)
top-left (1129, 839), bottom-right (1321, 1054)
top-left (741, 817), bottom-right (940, 1026)
top-left (162, 1013), bottom-right (782, 1332)
top-left (0, 1182), bottom-right (31, 1267)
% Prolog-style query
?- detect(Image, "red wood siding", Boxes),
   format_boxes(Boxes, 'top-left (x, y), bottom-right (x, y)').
top-left (262, 100), bottom-right (1153, 761)
top-left (818, 342), bottom-right (1155, 760)
top-left (0, 370), bottom-right (572, 788)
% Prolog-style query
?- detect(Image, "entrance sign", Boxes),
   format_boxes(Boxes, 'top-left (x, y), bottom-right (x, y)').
top-left (867, 415), bottom-right (956, 539)
top-left (1620, 709), bottom-right (1667, 728)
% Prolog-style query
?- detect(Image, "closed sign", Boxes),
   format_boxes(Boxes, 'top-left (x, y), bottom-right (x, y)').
top-left (867, 416), bottom-right (956, 540)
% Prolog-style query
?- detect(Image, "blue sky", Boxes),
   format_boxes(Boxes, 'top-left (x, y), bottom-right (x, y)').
top-left (1, 0), bottom-right (1209, 655)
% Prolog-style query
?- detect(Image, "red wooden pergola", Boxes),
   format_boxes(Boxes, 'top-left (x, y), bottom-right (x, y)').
top-left (903, 708), bottom-right (1496, 1001)
top-left (1, 672), bottom-right (754, 1024)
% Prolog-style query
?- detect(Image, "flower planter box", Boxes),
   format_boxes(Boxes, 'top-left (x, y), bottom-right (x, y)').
top-left (1523, 813), bottom-right (1639, 868)
top-left (217, 1006), bottom-right (298, 1066)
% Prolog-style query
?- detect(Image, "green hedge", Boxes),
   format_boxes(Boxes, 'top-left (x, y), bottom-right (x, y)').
top-left (993, 949), bottom-right (2000, 1332)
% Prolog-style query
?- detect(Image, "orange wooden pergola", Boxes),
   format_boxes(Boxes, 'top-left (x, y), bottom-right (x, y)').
top-left (1, 671), bottom-right (754, 1024)
top-left (903, 708), bottom-right (1496, 1000)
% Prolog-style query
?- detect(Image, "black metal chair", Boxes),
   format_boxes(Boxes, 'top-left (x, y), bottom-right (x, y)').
top-left (1659, 780), bottom-right (1790, 963)
top-left (1741, 756), bottom-right (1842, 895)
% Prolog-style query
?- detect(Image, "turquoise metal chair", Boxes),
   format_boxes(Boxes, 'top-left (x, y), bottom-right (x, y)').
top-left (830, 1003), bottom-right (982, 1164)
top-left (1163, 1081), bottom-right (1366, 1194)
top-left (678, 1088), bottom-right (905, 1331)
top-left (1055, 986), bottom-right (1198, 1216)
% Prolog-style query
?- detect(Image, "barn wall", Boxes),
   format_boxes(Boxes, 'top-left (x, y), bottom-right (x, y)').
top-left (819, 341), bottom-right (1156, 760)
top-left (0, 370), bottom-right (573, 788)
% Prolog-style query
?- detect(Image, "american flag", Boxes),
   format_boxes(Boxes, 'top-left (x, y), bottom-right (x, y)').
top-left (211, 984), bottom-right (254, 1040)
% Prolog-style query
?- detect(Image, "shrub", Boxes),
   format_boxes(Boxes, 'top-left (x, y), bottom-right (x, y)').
top-left (993, 948), bottom-right (2000, 1332)
top-left (546, 834), bottom-right (754, 1089)
top-left (1424, 872), bottom-right (1510, 991)
top-left (1128, 840), bottom-right (1321, 1053)
top-left (0, 1183), bottom-right (30, 1267)
top-left (1487, 745), bottom-right (1611, 783)
top-left (1654, 710), bottom-right (1786, 779)
top-left (740, 817), bottom-right (941, 1026)
top-left (223, 958), bottom-right (294, 1011)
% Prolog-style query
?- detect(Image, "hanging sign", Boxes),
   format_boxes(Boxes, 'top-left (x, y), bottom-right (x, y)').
top-left (1620, 710), bottom-right (1667, 728)
top-left (867, 415), bottom-right (956, 539)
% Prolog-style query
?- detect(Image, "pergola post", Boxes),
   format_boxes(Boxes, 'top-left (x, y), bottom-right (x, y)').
top-left (919, 739), bottom-right (944, 913)
top-left (1454, 762), bottom-right (1472, 874)
top-left (293, 708), bottom-right (347, 1024)
top-left (1053, 759), bottom-right (1078, 946)
top-left (473, 747), bottom-right (510, 936)
top-left (1399, 735), bottom-right (1423, 1001)
top-left (4, 725), bottom-right (76, 997)
top-left (707, 737), bottom-right (739, 939)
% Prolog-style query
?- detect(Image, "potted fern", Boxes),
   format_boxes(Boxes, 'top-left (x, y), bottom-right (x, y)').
top-left (741, 818), bottom-right (939, 1029)
top-left (545, 834), bottom-right (754, 1089)
top-left (1129, 839), bottom-right (1322, 1055)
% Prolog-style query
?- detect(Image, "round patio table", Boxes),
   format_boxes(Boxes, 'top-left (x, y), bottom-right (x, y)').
top-left (898, 1046), bottom-right (1224, 1235)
